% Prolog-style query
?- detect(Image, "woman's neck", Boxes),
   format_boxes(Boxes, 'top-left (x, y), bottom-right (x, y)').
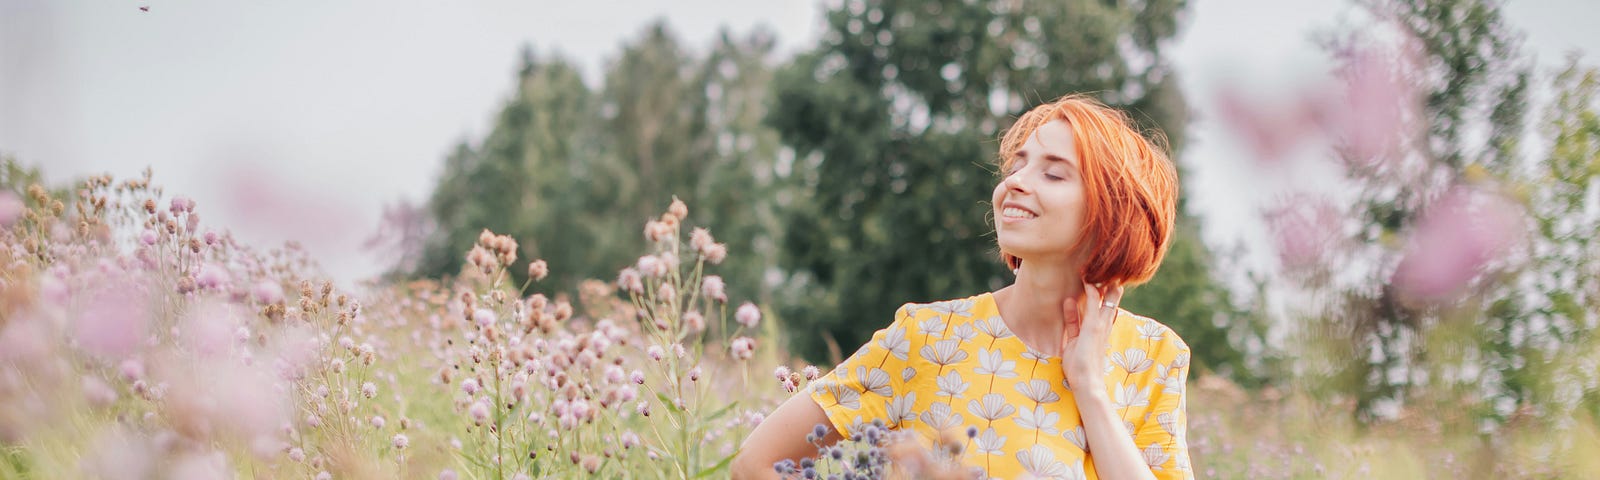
top-left (994, 261), bottom-right (1084, 356)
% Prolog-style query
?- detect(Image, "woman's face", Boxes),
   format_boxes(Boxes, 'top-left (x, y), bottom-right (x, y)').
top-left (993, 119), bottom-right (1089, 268)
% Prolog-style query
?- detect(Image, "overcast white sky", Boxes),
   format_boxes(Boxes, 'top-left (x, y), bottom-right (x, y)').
top-left (1, 0), bottom-right (1595, 287)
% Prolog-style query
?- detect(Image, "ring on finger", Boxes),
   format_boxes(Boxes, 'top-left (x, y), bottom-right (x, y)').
top-left (1101, 299), bottom-right (1118, 309)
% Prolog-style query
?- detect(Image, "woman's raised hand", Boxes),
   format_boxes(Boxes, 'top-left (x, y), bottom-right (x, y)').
top-left (1059, 280), bottom-right (1124, 391)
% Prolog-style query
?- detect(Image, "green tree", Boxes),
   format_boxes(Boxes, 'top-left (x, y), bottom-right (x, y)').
top-left (409, 24), bottom-right (788, 312)
top-left (768, 0), bottom-right (1263, 381)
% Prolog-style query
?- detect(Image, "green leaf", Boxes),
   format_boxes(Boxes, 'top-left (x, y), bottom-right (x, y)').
top-left (703, 401), bottom-right (739, 424)
top-left (694, 449), bottom-right (740, 479)
top-left (656, 392), bottom-right (683, 414)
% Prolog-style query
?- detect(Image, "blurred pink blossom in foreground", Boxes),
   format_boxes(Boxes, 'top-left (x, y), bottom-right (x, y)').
top-left (0, 191), bottom-right (22, 226)
top-left (1215, 44), bottom-right (1418, 169)
top-left (1265, 195), bottom-right (1345, 273)
top-left (71, 276), bottom-right (152, 359)
top-left (1392, 186), bottom-right (1524, 303)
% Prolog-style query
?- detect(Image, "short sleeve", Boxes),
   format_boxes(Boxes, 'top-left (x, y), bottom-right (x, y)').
top-left (1132, 331), bottom-right (1193, 479)
top-left (808, 304), bottom-right (916, 439)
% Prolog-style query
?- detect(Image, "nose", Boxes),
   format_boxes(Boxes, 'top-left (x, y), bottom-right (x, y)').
top-left (1003, 171), bottom-right (1029, 193)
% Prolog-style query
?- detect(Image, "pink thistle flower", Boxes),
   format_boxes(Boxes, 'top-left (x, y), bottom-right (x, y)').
top-left (688, 366), bottom-right (702, 382)
top-left (604, 365), bottom-right (626, 385)
top-left (802, 365), bottom-right (821, 380)
top-left (658, 283), bottom-right (677, 303)
top-left (439, 469), bottom-right (458, 480)
top-left (527, 260), bottom-right (548, 281)
top-left (683, 310), bottom-right (705, 333)
top-left (461, 378), bottom-right (480, 395)
top-left (392, 433), bottom-right (410, 449)
top-left (617, 268), bottom-right (644, 294)
top-left (169, 196), bottom-right (194, 214)
top-left (636, 401), bottom-right (651, 417)
top-left (288, 447), bottom-right (305, 462)
top-left (371, 416), bottom-right (385, 429)
top-left (621, 431), bottom-right (641, 449)
top-left (120, 359), bottom-right (145, 381)
top-left (646, 345), bottom-right (665, 362)
top-left (690, 228), bottom-right (715, 254)
top-left (637, 255), bottom-right (666, 277)
top-left (630, 370), bottom-right (645, 385)
top-left (660, 251), bottom-right (680, 271)
top-left (195, 264), bottom-right (229, 290)
top-left (735, 303), bottom-right (761, 328)
top-left (774, 366), bottom-right (792, 381)
top-left (316, 472), bottom-right (331, 480)
top-left (668, 197), bottom-right (688, 220)
top-left (338, 336), bottom-right (355, 350)
top-left (468, 400), bottom-right (490, 425)
top-left (702, 243), bottom-right (727, 264)
top-left (730, 337), bottom-right (756, 361)
top-left (202, 230), bottom-right (219, 245)
top-left (252, 280), bottom-right (284, 304)
top-left (671, 343), bottom-right (686, 359)
top-left (571, 400), bottom-right (591, 420)
top-left (473, 308), bottom-right (496, 327)
top-left (361, 382), bottom-right (377, 399)
top-left (701, 276), bottom-right (727, 303)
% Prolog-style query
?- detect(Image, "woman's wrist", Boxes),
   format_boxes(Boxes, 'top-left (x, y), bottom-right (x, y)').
top-left (1070, 377), bottom-right (1110, 405)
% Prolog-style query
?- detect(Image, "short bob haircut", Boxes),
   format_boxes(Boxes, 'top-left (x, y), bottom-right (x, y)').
top-left (996, 94), bottom-right (1179, 288)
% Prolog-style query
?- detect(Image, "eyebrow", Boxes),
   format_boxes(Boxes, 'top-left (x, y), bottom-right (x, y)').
top-left (1013, 148), bottom-right (1078, 169)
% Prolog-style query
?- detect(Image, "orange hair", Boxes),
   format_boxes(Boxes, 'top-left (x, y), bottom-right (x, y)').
top-left (996, 94), bottom-right (1179, 288)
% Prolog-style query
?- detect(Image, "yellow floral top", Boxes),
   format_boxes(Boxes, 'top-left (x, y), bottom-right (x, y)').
top-left (810, 292), bottom-right (1193, 480)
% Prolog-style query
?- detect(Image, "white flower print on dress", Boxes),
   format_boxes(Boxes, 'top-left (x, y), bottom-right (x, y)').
top-left (1063, 425), bottom-right (1088, 452)
top-left (1157, 410), bottom-right (1179, 437)
top-left (877, 325), bottom-right (910, 361)
top-left (919, 402), bottom-right (964, 430)
top-left (886, 392), bottom-right (917, 425)
top-left (1016, 445), bottom-right (1070, 479)
top-left (921, 339), bottom-right (969, 366)
top-left (968, 393), bottom-right (1016, 421)
top-left (1015, 379), bottom-right (1061, 404)
top-left (1137, 320), bottom-right (1166, 341)
top-left (1156, 367), bottom-right (1185, 395)
top-left (1113, 382), bottom-right (1150, 410)
top-left (1111, 347), bottom-right (1154, 374)
top-left (952, 323), bottom-right (978, 342)
top-left (974, 316), bottom-right (1013, 339)
top-left (902, 366), bottom-right (918, 382)
top-left (926, 298), bottom-right (976, 317)
top-left (821, 381), bottom-right (861, 410)
top-left (854, 366), bottom-right (893, 397)
top-left (974, 427), bottom-right (1007, 456)
top-left (919, 316), bottom-right (949, 337)
top-left (936, 370), bottom-right (970, 398)
top-left (976, 348), bottom-right (1019, 379)
top-left (1016, 405), bottom-right (1061, 436)
top-left (1142, 442), bottom-right (1171, 470)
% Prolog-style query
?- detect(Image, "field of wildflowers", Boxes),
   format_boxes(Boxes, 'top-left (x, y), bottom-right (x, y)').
top-left (2, 170), bottom-right (1598, 480)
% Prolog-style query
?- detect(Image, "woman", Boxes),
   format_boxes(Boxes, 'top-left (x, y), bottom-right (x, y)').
top-left (734, 94), bottom-right (1192, 480)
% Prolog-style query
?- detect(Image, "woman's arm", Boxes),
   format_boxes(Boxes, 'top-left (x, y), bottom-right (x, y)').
top-left (1062, 282), bottom-right (1159, 480)
top-left (731, 388), bottom-right (844, 480)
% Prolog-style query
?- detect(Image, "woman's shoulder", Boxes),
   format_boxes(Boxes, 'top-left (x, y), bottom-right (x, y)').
top-left (894, 292), bottom-right (990, 320)
top-left (1114, 308), bottom-right (1192, 353)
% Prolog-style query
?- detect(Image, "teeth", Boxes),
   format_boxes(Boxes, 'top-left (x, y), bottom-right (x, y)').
top-left (1002, 207), bottom-right (1037, 219)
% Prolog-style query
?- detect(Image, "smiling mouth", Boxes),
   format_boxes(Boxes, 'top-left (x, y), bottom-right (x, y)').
top-left (1001, 207), bottom-right (1037, 219)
